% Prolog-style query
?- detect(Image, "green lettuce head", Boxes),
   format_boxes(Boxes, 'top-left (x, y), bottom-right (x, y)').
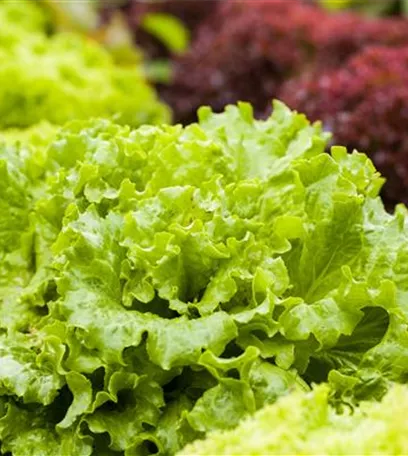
top-left (1, 101), bottom-right (408, 455)
top-left (0, 0), bottom-right (170, 129)
top-left (180, 383), bottom-right (408, 455)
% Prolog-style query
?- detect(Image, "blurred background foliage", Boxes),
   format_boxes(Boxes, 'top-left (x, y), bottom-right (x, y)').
top-left (318, 0), bottom-right (408, 15)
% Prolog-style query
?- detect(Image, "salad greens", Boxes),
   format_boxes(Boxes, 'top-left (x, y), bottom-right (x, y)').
top-left (1, 101), bottom-right (408, 455)
top-left (0, 0), bottom-right (169, 128)
top-left (181, 383), bottom-right (408, 455)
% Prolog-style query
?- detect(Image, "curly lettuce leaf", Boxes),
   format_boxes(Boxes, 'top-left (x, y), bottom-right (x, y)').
top-left (2, 101), bottom-right (408, 455)
top-left (0, 332), bottom-right (65, 405)
top-left (0, 397), bottom-right (92, 456)
top-left (180, 383), bottom-right (408, 455)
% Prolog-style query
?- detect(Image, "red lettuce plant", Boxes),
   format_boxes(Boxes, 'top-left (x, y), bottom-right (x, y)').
top-left (279, 45), bottom-right (408, 206)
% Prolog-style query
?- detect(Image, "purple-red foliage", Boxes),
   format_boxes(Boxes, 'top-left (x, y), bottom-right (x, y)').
top-left (279, 46), bottom-right (408, 207)
top-left (312, 14), bottom-right (408, 68)
top-left (164, 0), bottom-right (408, 124)
top-left (163, 0), bottom-right (325, 124)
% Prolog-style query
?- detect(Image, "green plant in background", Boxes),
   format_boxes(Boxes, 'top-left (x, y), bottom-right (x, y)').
top-left (39, 0), bottom-right (101, 34)
top-left (0, 0), bottom-right (170, 129)
top-left (38, 0), bottom-right (142, 65)
top-left (39, 0), bottom-right (190, 83)
top-left (318, 0), bottom-right (402, 15)
top-left (140, 12), bottom-right (190, 54)
top-left (2, 101), bottom-right (408, 454)
top-left (140, 12), bottom-right (190, 83)
top-left (0, 0), bottom-right (50, 34)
